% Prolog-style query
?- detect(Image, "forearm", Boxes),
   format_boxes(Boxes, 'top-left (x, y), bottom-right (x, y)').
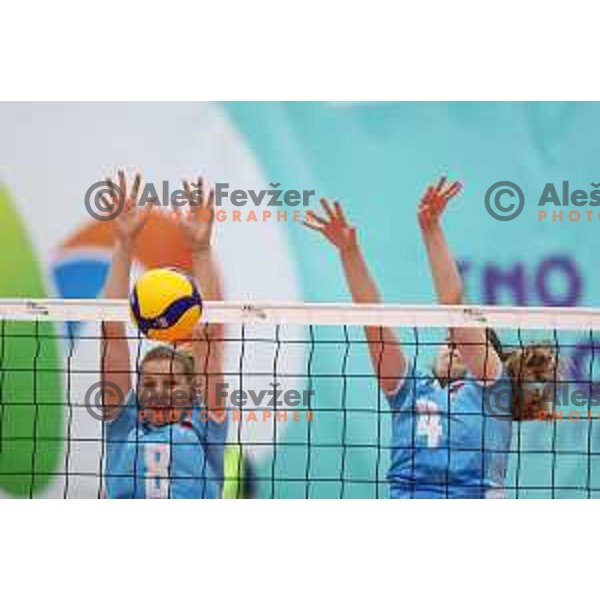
top-left (192, 247), bottom-right (223, 302)
top-left (421, 225), bottom-right (463, 305)
top-left (103, 240), bottom-right (133, 300)
top-left (102, 240), bottom-right (132, 340)
top-left (340, 244), bottom-right (389, 343)
top-left (422, 225), bottom-right (500, 381)
top-left (339, 244), bottom-right (381, 304)
top-left (192, 247), bottom-right (225, 416)
top-left (191, 246), bottom-right (224, 343)
top-left (340, 244), bottom-right (386, 343)
top-left (339, 244), bottom-right (405, 395)
top-left (100, 240), bottom-right (132, 413)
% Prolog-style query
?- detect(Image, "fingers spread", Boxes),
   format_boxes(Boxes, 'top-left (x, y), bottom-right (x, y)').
top-left (118, 169), bottom-right (127, 199)
top-left (442, 181), bottom-right (462, 200)
top-left (106, 176), bottom-right (119, 204)
top-left (197, 177), bottom-right (204, 204)
top-left (99, 193), bottom-right (114, 212)
top-left (182, 179), bottom-right (193, 202)
top-left (319, 198), bottom-right (335, 220)
top-left (333, 201), bottom-right (348, 226)
top-left (130, 172), bottom-right (142, 202)
top-left (435, 175), bottom-right (447, 193)
top-left (207, 187), bottom-right (215, 214)
top-left (302, 218), bottom-right (322, 232)
top-left (306, 210), bottom-right (328, 226)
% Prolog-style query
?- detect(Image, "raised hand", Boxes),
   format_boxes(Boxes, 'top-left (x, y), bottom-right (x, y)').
top-left (181, 177), bottom-right (215, 252)
top-left (102, 169), bottom-right (151, 244)
top-left (417, 176), bottom-right (462, 232)
top-left (304, 198), bottom-right (358, 254)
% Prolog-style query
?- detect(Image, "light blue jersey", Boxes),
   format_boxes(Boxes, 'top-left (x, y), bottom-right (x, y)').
top-left (387, 365), bottom-right (513, 498)
top-left (104, 391), bottom-right (228, 499)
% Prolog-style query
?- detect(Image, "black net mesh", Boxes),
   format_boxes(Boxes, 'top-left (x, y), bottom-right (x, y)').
top-left (1, 310), bottom-right (599, 498)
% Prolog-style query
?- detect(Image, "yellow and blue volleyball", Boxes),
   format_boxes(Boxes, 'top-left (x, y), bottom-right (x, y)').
top-left (130, 268), bottom-right (202, 342)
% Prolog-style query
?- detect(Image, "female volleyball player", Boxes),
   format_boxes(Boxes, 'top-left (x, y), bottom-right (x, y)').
top-left (99, 170), bottom-right (227, 499)
top-left (304, 178), bottom-right (558, 498)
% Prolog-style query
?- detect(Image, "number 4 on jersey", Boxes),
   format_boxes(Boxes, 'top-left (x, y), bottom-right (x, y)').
top-left (415, 399), bottom-right (443, 448)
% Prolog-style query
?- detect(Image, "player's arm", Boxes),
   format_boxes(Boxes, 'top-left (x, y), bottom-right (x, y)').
top-left (304, 199), bottom-right (406, 396)
top-left (418, 176), bottom-right (502, 383)
top-left (101, 170), bottom-right (150, 416)
top-left (182, 178), bottom-right (226, 419)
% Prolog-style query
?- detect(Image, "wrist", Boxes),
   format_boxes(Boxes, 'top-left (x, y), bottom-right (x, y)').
top-left (191, 243), bottom-right (212, 256)
top-left (420, 222), bottom-right (442, 237)
top-left (339, 242), bottom-right (360, 259)
top-left (114, 238), bottom-right (134, 255)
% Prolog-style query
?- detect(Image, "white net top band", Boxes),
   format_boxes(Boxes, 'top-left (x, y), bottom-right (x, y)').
top-left (0, 299), bottom-right (600, 330)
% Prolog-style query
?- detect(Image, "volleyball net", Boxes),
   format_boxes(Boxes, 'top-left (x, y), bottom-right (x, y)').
top-left (1, 299), bottom-right (600, 498)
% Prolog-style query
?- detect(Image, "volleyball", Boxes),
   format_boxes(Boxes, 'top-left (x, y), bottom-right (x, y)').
top-left (130, 268), bottom-right (203, 342)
